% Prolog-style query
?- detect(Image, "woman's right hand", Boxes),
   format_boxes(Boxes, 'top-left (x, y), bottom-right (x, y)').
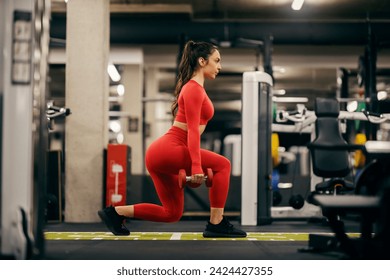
top-left (191, 173), bottom-right (205, 184)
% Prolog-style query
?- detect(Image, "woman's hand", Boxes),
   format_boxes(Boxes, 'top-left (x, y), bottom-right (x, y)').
top-left (191, 173), bottom-right (205, 184)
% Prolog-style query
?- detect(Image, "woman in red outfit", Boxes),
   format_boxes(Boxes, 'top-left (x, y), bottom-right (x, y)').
top-left (98, 41), bottom-right (246, 238)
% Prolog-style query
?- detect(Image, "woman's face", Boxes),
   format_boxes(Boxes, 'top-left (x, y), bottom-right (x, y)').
top-left (203, 50), bottom-right (222, 80)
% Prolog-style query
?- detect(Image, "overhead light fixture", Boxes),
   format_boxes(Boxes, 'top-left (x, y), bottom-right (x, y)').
top-left (109, 120), bottom-right (122, 133)
top-left (272, 89), bottom-right (286, 96)
top-left (107, 64), bottom-right (121, 82)
top-left (291, 0), bottom-right (305, 11)
top-left (272, 97), bottom-right (308, 103)
top-left (116, 84), bottom-right (125, 96)
top-left (273, 66), bottom-right (286, 74)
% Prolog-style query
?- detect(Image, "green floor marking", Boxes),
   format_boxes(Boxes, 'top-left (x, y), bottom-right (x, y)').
top-left (44, 232), bottom-right (361, 241)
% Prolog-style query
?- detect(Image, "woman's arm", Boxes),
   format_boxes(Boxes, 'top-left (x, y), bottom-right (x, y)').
top-left (183, 87), bottom-right (204, 175)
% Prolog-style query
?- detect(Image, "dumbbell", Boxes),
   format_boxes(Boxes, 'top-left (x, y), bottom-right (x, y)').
top-left (178, 168), bottom-right (213, 189)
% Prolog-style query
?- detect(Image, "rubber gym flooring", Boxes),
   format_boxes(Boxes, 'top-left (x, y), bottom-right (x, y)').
top-left (43, 216), bottom-right (362, 260)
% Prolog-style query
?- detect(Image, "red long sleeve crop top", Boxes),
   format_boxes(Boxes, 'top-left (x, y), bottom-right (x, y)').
top-left (174, 80), bottom-right (214, 174)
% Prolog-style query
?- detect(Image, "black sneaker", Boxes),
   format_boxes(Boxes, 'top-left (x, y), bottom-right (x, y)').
top-left (98, 206), bottom-right (130, 236)
top-left (203, 216), bottom-right (247, 238)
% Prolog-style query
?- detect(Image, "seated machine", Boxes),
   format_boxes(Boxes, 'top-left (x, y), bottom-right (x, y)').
top-left (307, 97), bottom-right (354, 197)
top-left (303, 97), bottom-right (390, 259)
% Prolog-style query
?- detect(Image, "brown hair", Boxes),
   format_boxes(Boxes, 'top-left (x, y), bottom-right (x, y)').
top-left (171, 40), bottom-right (218, 117)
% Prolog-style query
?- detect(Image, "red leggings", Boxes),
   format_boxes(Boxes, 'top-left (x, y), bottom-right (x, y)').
top-left (134, 126), bottom-right (231, 222)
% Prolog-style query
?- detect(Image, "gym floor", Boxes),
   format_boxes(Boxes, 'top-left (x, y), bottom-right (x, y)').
top-left (43, 216), bottom-right (361, 260)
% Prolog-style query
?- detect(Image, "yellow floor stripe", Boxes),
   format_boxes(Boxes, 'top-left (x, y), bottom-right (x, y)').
top-left (44, 232), bottom-right (361, 241)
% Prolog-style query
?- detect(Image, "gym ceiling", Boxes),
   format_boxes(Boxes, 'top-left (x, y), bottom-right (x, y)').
top-left (49, 0), bottom-right (390, 116)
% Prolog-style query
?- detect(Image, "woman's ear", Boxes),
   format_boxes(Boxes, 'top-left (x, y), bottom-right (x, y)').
top-left (198, 57), bottom-right (206, 67)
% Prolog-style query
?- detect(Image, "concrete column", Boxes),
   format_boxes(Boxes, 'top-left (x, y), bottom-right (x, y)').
top-left (1, 0), bottom-right (35, 259)
top-left (65, 0), bottom-right (109, 222)
top-left (144, 67), bottom-right (160, 150)
top-left (121, 65), bottom-right (143, 174)
top-left (143, 67), bottom-right (173, 175)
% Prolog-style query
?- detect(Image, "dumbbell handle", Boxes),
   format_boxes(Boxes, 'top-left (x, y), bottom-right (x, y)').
top-left (186, 176), bottom-right (208, 182)
top-left (178, 168), bottom-right (213, 189)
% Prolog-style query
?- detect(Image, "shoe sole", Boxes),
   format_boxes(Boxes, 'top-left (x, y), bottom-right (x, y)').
top-left (98, 210), bottom-right (130, 236)
top-left (203, 231), bottom-right (247, 238)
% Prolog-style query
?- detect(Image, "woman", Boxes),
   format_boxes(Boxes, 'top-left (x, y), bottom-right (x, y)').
top-left (98, 40), bottom-right (246, 238)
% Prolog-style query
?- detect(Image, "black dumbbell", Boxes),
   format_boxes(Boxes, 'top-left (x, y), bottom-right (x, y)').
top-left (178, 168), bottom-right (213, 189)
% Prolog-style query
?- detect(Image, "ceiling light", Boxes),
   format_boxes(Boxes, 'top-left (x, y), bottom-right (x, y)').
top-left (273, 89), bottom-right (286, 96)
top-left (109, 120), bottom-right (121, 133)
top-left (107, 64), bottom-right (121, 82)
top-left (117, 84), bottom-right (125, 96)
top-left (116, 133), bottom-right (124, 144)
top-left (273, 66), bottom-right (286, 74)
top-left (291, 0), bottom-right (305, 11)
top-left (273, 97), bottom-right (308, 103)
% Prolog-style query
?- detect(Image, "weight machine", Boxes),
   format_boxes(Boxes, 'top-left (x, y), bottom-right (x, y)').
top-left (0, 0), bottom-right (51, 259)
top-left (304, 137), bottom-right (390, 259)
top-left (278, 97), bottom-right (390, 258)
top-left (241, 72), bottom-right (325, 225)
top-left (272, 101), bottom-right (322, 219)
top-left (241, 71), bottom-right (273, 226)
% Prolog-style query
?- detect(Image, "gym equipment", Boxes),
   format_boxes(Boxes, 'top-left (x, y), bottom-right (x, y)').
top-left (304, 141), bottom-right (390, 259)
top-left (340, 24), bottom-right (390, 141)
top-left (353, 133), bottom-right (367, 169)
top-left (279, 99), bottom-right (390, 196)
top-left (271, 163), bottom-right (305, 209)
top-left (178, 168), bottom-right (213, 189)
top-left (271, 133), bottom-right (280, 167)
top-left (270, 133), bottom-right (292, 208)
top-left (242, 72), bottom-right (318, 224)
top-left (354, 160), bottom-right (385, 195)
top-left (288, 194), bottom-right (305, 210)
top-left (45, 104), bottom-right (71, 222)
top-left (273, 104), bottom-right (320, 215)
top-left (307, 97), bottom-right (355, 196)
top-left (46, 150), bottom-right (63, 222)
top-left (272, 191), bottom-right (282, 206)
top-left (276, 102), bottom-right (390, 128)
top-left (111, 164), bottom-right (124, 203)
top-left (1, 0), bottom-right (51, 259)
top-left (271, 169), bottom-right (282, 206)
top-left (241, 71), bottom-right (273, 226)
top-left (299, 97), bottom-right (390, 258)
top-left (105, 144), bottom-right (131, 207)
top-left (46, 103), bottom-right (72, 131)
